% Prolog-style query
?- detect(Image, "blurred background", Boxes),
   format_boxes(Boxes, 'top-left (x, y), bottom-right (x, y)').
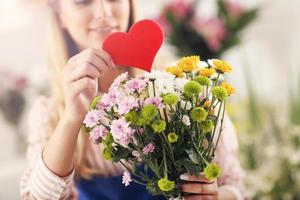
top-left (0, 0), bottom-right (299, 199)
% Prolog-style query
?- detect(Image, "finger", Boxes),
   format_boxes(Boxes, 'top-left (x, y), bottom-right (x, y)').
top-left (78, 50), bottom-right (110, 73)
top-left (70, 77), bottom-right (97, 97)
top-left (93, 48), bottom-right (115, 67)
top-left (68, 48), bottom-right (112, 71)
top-left (184, 194), bottom-right (215, 200)
top-left (180, 173), bottom-right (214, 183)
top-left (66, 48), bottom-right (93, 66)
top-left (181, 183), bottom-right (217, 195)
top-left (68, 63), bottom-right (101, 82)
top-left (84, 49), bottom-right (111, 72)
top-left (77, 48), bottom-right (113, 67)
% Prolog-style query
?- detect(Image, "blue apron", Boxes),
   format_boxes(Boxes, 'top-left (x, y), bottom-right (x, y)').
top-left (76, 174), bottom-right (166, 200)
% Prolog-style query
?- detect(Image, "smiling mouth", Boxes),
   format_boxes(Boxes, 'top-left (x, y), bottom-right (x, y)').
top-left (89, 26), bottom-right (118, 36)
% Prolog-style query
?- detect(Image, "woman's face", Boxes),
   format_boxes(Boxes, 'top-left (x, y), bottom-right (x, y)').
top-left (58, 0), bottom-right (131, 50)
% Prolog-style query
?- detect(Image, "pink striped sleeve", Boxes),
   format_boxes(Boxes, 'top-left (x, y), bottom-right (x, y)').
top-left (214, 113), bottom-right (247, 200)
top-left (20, 96), bottom-right (77, 200)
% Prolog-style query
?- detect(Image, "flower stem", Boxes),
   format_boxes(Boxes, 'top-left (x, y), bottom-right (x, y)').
top-left (162, 146), bottom-right (168, 178)
top-left (192, 139), bottom-right (209, 165)
top-left (131, 177), bottom-right (147, 186)
top-left (129, 140), bottom-right (161, 178)
top-left (161, 133), bottom-right (175, 162)
top-left (205, 101), bottom-right (223, 157)
top-left (151, 80), bottom-right (156, 97)
top-left (163, 108), bottom-right (169, 124)
top-left (213, 100), bottom-right (226, 154)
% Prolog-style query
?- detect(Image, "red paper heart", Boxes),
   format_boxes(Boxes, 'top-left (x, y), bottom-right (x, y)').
top-left (102, 19), bottom-right (163, 72)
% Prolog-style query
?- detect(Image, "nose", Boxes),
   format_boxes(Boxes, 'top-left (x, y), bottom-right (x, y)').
top-left (94, 0), bottom-right (113, 19)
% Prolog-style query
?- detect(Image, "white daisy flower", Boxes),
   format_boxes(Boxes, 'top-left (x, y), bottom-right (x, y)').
top-left (182, 115), bottom-right (191, 126)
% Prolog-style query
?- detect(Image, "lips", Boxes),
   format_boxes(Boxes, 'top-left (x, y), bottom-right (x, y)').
top-left (89, 26), bottom-right (118, 36)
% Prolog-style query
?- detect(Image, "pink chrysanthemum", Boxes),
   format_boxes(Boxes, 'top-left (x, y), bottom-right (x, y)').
top-left (144, 97), bottom-right (165, 109)
top-left (110, 118), bottom-right (135, 147)
top-left (110, 72), bottom-right (129, 89)
top-left (83, 109), bottom-right (104, 128)
top-left (89, 125), bottom-right (108, 144)
top-left (98, 89), bottom-right (124, 110)
top-left (142, 143), bottom-right (155, 155)
top-left (117, 96), bottom-right (139, 115)
top-left (125, 77), bottom-right (148, 94)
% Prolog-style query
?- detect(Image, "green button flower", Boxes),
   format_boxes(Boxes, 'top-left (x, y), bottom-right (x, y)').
top-left (125, 110), bottom-right (139, 124)
top-left (190, 107), bottom-right (207, 122)
top-left (167, 132), bottom-right (178, 143)
top-left (193, 76), bottom-right (211, 86)
top-left (163, 93), bottom-right (179, 105)
top-left (212, 86), bottom-right (228, 101)
top-left (141, 104), bottom-right (159, 123)
top-left (203, 163), bottom-right (222, 181)
top-left (184, 81), bottom-right (202, 96)
top-left (157, 177), bottom-right (175, 192)
top-left (200, 120), bottom-right (214, 133)
top-left (151, 120), bottom-right (166, 133)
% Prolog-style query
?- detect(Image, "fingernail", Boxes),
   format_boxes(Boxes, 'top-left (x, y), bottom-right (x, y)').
top-left (180, 174), bottom-right (189, 180)
top-left (111, 60), bottom-right (116, 68)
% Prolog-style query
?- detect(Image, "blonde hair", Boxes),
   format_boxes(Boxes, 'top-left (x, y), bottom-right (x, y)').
top-left (46, 0), bottom-right (138, 179)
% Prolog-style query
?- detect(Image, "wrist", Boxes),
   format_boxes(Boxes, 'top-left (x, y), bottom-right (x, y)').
top-left (218, 186), bottom-right (238, 200)
top-left (62, 107), bottom-right (84, 123)
top-left (61, 110), bottom-right (84, 132)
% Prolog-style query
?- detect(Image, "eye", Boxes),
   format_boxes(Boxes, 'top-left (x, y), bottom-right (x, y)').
top-left (73, 0), bottom-right (92, 5)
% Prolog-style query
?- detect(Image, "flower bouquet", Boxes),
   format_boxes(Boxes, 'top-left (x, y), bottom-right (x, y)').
top-left (83, 56), bottom-right (235, 199)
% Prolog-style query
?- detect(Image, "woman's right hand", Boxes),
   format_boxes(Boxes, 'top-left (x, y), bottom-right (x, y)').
top-left (62, 48), bottom-right (114, 123)
top-left (42, 48), bottom-right (114, 177)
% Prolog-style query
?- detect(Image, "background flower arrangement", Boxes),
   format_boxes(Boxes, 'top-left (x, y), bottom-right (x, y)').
top-left (83, 56), bottom-right (235, 199)
top-left (0, 69), bottom-right (30, 154)
top-left (0, 69), bottom-right (28, 126)
top-left (156, 0), bottom-right (258, 59)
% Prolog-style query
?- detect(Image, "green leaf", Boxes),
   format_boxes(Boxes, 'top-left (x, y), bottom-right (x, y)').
top-left (89, 96), bottom-right (101, 110)
top-left (84, 125), bottom-right (92, 133)
top-left (234, 9), bottom-right (258, 31)
top-left (112, 146), bottom-right (130, 162)
top-left (185, 149), bottom-right (200, 163)
top-left (146, 180), bottom-right (162, 196)
top-left (131, 160), bottom-right (137, 173)
top-left (144, 164), bottom-right (149, 173)
top-left (217, 0), bottom-right (228, 17)
top-left (175, 160), bottom-right (201, 176)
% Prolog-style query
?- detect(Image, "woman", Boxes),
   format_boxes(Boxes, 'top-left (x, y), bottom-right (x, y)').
top-left (20, 0), bottom-right (246, 199)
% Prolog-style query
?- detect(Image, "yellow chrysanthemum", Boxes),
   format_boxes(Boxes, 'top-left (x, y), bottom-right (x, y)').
top-left (165, 66), bottom-right (183, 78)
top-left (199, 68), bottom-right (215, 77)
top-left (221, 82), bottom-right (235, 95)
top-left (211, 59), bottom-right (232, 73)
top-left (203, 100), bottom-right (211, 108)
top-left (177, 55), bottom-right (200, 72)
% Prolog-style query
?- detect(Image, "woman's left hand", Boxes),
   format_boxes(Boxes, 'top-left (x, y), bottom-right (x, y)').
top-left (180, 173), bottom-right (219, 200)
